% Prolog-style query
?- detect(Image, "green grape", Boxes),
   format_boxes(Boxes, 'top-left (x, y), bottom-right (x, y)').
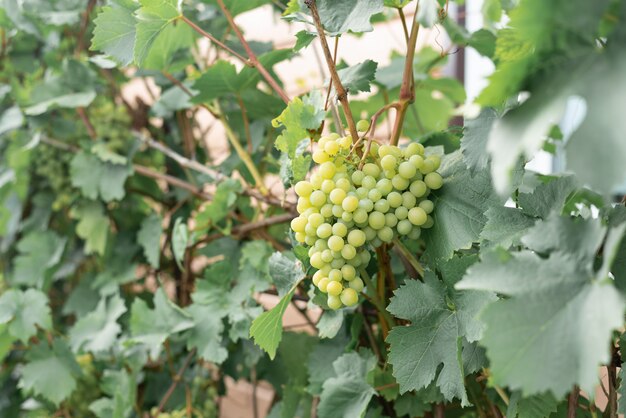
top-left (336, 178), bottom-right (351, 191)
top-left (385, 213), bottom-right (398, 227)
top-left (341, 265), bottom-right (357, 281)
top-left (332, 222), bottom-right (348, 237)
top-left (340, 288), bottom-right (359, 306)
top-left (328, 295), bottom-right (343, 310)
top-left (408, 207), bottom-right (427, 226)
top-left (328, 235), bottom-right (345, 251)
top-left (402, 192), bottom-right (417, 209)
top-left (295, 181), bottom-right (313, 197)
top-left (380, 154), bottom-right (397, 171)
top-left (310, 252), bottom-right (324, 269)
top-left (321, 250), bottom-right (334, 263)
top-left (291, 216), bottom-right (307, 233)
top-left (310, 190), bottom-right (326, 207)
top-left (368, 211), bottom-right (386, 230)
top-left (332, 204), bottom-right (344, 217)
top-left (349, 278), bottom-right (365, 292)
top-left (359, 198), bottom-right (374, 212)
top-left (313, 150), bottom-right (330, 164)
top-left (342, 195), bottom-right (359, 212)
top-left (356, 119), bottom-right (371, 132)
top-left (362, 175), bottom-right (377, 189)
top-left (341, 211), bottom-right (353, 222)
top-left (377, 226), bottom-right (394, 243)
top-left (409, 180), bottom-right (427, 197)
top-left (374, 199), bottom-right (390, 213)
top-left (325, 140), bottom-right (340, 156)
top-left (391, 175), bottom-right (410, 190)
top-left (363, 227), bottom-right (377, 241)
top-left (341, 244), bottom-right (357, 260)
top-left (397, 219), bottom-right (412, 235)
top-left (347, 230), bottom-right (367, 247)
top-left (353, 208), bottom-right (368, 224)
top-left (363, 163), bottom-right (381, 178)
top-left (367, 188), bottom-right (382, 202)
top-left (398, 161), bottom-right (417, 179)
top-left (318, 277), bottom-right (330, 292)
top-left (419, 199), bottom-right (434, 214)
top-left (328, 269), bottom-right (342, 281)
top-left (352, 170), bottom-right (365, 185)
top-left (327, 280), bottom-right (343, 296)
top-left (395, 206), bottom-right (408, 220)
top-left (329, 188), bottom-right (347, 205)
top-left (321, 179), bottom-right (335, 194)
top-left (319, 161), bottom-right (336, 178)
top-left (321, 203), bottom-right (333, 218)
top-left (424, 172), bottom-right (443, 189)
top-left (387, 191), bottom-right (403, 208)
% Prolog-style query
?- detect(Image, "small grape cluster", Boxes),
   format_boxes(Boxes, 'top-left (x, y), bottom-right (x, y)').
top-left (291, 122), bottom-right (443, 310)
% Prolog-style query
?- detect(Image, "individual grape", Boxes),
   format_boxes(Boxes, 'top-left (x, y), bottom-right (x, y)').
top-left (291, 216), bottom-right (307, 233)
top-left (319, 161), bottom-right (336, 179)
top-left (336, 178), bottom-right (351, 191)
top-left (318, 277), bottom-right (330, 293)
top-left (361, 251), bottom-right (371, 266)
top-left (424, 172), bottom-right (443, 190)
top-left (391, 175), bottom-right (410, 191)
top-left (340, 288), bottom-right (359, 307)
top-left (347, 230), bottom-right (367, 247)
top-left (353, 208), bottom-right (368, 224)
top-left (409, 180), bottom-right (427, 197)
top-left (341, 211), bottom-right (353, 222)
top-left (308, 213), bottom-right (324, 228)
top-left (404, 142), bottom-right (424, 157)
top-left (387, 191), bottom-right (403, 208)
top-left (321, 203), bottom-right (333, 218)
top-left (419, 199), bottom-right (434, 214)
top-left (329, 188), bottom-right (347, 205)
top-left (423, 215), bottom-right (435, 229)
top-left (305, 224), bottom-right (316, 236)
top-left (356, 119), bottom-right (371, 132)
top-left (397, 219), bottom-right (412, 235)
top-left (402, 192), bottom-right (417, 209)
top-left (327, 295), bottom-right (343, 310)
top-left (342, 195), bottom-right (359, 212)
top-left (321, 179), bottom-right (335, 194)
top-left (312, 150), bottom-right (330, 164)
top-left (380, 154), bottom-right (397, 171)
top-left (363, 163), bottom-right (381, 178)
top-left (356, 187), bottom-right (368, 198)
top-left (321, 250), bottom-right (333, 263)
top-left (295, 232), bottom-right (306, 243)
top-left (408, 228), bottom-right (421, 240)
top-left (385, 213), bottom-right (398, 228)
top-left (332, 222), bottom-right (348, 237)
top-left (339, 135), bottom-right (352, 149)
top-left (352, 170), bottom-right (365, 186)
top-left (312, 271), bottom-right (324, 286)
top-left (330, 258), bottom-right (345, 269)
top-left (368, 211), bottom-right (386, 230)
top-left (374, 199), bottom-right (390, 213)
top-left (376, 178), bottom-right (393, 195)
top-left (358, 198), bottom-right (374, 212)
top-left (317, 223), bottom-right (332, 238)
top-left (420, 158), bottom-right (436, 174)
top-left (341, 265), bottom-right (357, 281)
top-left (362, 175), bottom-right (377, 189)
top-left (295, 181), bottom-right (313, 197)
top-left (349, 278), bottom-right (365, 292)
top-left (341, 244), bottom-right (357, 260)
top-left (310, 190), bottom-right (326, 207)
top-left (324, 140), bottom-right (339, 156)
top-left (426, 154), bottom-right (441, 170)
top-left (384, 169), bottom-right (396, 179)
top-left (310, 252), bottom-right (324, 269)
top-left (363, 227), bottom-right (377, 241)
top-left (332, 205), bottom-right (344, 217)
top-left (395, 206), bottom-right (408, 220)
top-left (367, 188), bottom-right (382, 202)
top-left (409, 154), bottom-right (424, 170)
top-left (328, 235), bottom-right (345, 252)
top-left (378, 144), bottom-right (393, 157)
top-left (408, 207), bottom-right (427, 226)
top-left (305, 235), bottom-right (316, 245)
top-left (378, 226), bottom-right (394, 243)
top-left (398, 161), bottom-right (417, 179)
top-left (327, 280), bottom-right (343, 296)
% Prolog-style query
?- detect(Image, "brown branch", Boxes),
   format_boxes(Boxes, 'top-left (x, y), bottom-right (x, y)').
top-left (323, 36), bottom-right (340, 111)
top-left (180, 15), bottom-right (249, 63)
top-left (236, 94), bottom-right (253, 153)
top-left (75, 0), bottom-right (97, 56)
top-left (306, 0), bottom-right (359, 143)
top-left (77, 107), bottom-right (97, 140)
top-left (567, 386), bottom-right (579, 418)
top-left (133, 165), bottom-right (212, 200)
top-left (153, 348), bottom-right (197, 417)
top-left (213, 0), bottom-right (291, 104)
top-left (608, 363), bottom-right (618, 418)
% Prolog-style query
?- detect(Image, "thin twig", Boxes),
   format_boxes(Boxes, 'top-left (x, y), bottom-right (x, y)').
top-left (180, 15), bottom-right (249, 63)
top-left (323, 36), bottom-right (340, 111)
top-left (236, 94), bottom-right (254, 153)
top-left (153, 348), bottom-right (197, 417)
top-left (74, 0), bottom-right (97, 56)
top-left (567, 386), bottom-right (579, 418)
top-left (306, 0), bottom-right (359, 143)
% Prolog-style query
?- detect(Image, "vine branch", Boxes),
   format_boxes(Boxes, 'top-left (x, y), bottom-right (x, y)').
top-left (153, 348), bottom-right (197, 417)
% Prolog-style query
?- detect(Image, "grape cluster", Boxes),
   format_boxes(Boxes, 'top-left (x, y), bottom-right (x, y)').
top-left (291, 123), bottom-right (443, 310)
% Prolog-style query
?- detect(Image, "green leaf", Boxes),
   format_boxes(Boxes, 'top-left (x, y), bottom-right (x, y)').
top-left (0, 289), bottom-right (51, 342)
top-left (192, 61), bottom-right (241, 103)
top-left (317, 0), bottom-right (384, 35)
top-left (269, 252), bottom-right (306, 297)
top-left (129, 288), bottom-right (194, 359)
top-left (71, 201), bottom-right (109, 256)
top-left (457, 217), bottom-right (625, 397)
top-left (195, 179), bottom-right (242, 229)
top-left (507, 391), bottom-right (559, 418)
top-left (70, 151), bottom-right (132, 202)
top-left (461, 108), bottom-right (497, 176)
top-left (134, 0), bottom-right (183, 66)
top-left (24, 60), bottom-right (96, 115)
top-left (0, 106), bottom-right (24, 136)
top-left (185, 303), bottom-right (228, 364)
top-left (317, 351), bottom-right (377, 418)
top-left (89, 370), bottom-right (136, 418)
top-left (91, 0), bottom-right (139, 66)
top-left (479, 206), bottom-right (535, 250)
top-left (293, 30), bottom-right (316, 51)
top-left (137, 213), bottom-right (162, 268)
top-left (316, 310), bottom-right (344, 339)
top-left (171, 217), bottom-right (189, 270)
top-left (336, 60), bottom-right (378, 94)
top-left (422, 151), bottom-right (501, 261)
top-left (91, 143), bottom-right (128, 165)
top-left (387, 271), bottom-right (496, 405)
top-left (69, 293), bottom-right (127, 353)
top-left (19, 340), bottom-right (82, 405)
top-left (12, 230), bottom-right (66, 287)
top-left (416, 0), bottom-right (439, 27)
top-left (203, 0), bottom-right (271, 16)
top-left (517, 175), bottom-right (577, 218)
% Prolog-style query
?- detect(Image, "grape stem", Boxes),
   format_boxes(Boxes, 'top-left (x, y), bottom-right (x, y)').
top-left (360, 268), bottom-right (395, 334)
top-left (392, 238), bottom-right (425, 278)
top-left (153, 348), bottom-right (197, 417)
top-left (306, 0), bottom-right (360, 144)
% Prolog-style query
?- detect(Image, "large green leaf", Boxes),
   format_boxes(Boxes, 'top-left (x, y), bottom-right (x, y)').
top-left (137, 213), bottom-right (162, 268)
top-left (185, 303), bottom-right (228, 364)
top-left (12, 230), bottom-right (66, 287)
top-left (134, 0), bottom-right (183, 66)
top-left (0, 289), bottom-right (51, 342)
top-left (336, 60), bottom-right (378, 94)
top-left (69, 293), bottom-right (127, 353)
top-left (70, 151), bottom-right (133, 202)
top-left (91, 0), bottom-right (139, 66)
top-left (71, 201), bottom-right (109, 255)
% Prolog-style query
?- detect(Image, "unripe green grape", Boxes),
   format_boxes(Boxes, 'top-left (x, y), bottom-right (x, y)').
top-left (419, 199), bottom-right (434, 214)
top-left (295, 181), bottom-right (313, 197)
top-left (297, 199), bottom-right (310, 213)
top-left (324, 140), bottom-right (339, 156)
top-left (426, 154), bottom-right (441, 170)
top-left (398, 161), bottom-right (417, 179)
top-left (356, 187), bottom-right (368, 199)
top-left (378, 144), bottom-right (393, 158)
top-left (341, 265), bottom-right (357, 281)
top-left (402, 192), bottom-right (417, 209)
top-left (374, 199), bottom-right (390, 213)
top-left (408, 207), bottom-right (427, 226)
top-left (318, 277), bottom-right (330, 292)
top-left (321, 179), bottom-right (335, 194)
top-left (342, 195), bottom-right (359, 212)
top-left (349, 277), bottom-right (364, 292)
top-left (305, 235), bottom-right (317, 245)
top-left (321, 249), bottom-right (334, 263)
top-left (369, 142), bottom-right (380, 157)
top-left (319, 161), bottom-right (336, 179)
top-left (326, 280), bottom-right (343, 296)
top-left (404, 142), bottom-right (423, 157)
top-left (291, 216), bottom-right (307, 233)
top-left (336, 178), bottom-right (351, 191)
top-left (368, 211), bottom-right (386, 229)
top-left (384, 169), bottom-right (396, 179)
top-left (352, 170), bottom-right (365, 186)
top-left (409, 154), bottom-right (424, 170)
top-left (387, 191), bottom-right (403, 208)
top-left (310, 252), bottom-right (324, 269)
top-left (332, 223), bottom-right (347, 237)
top-left (318, 136), bottom-right (331, 149)
top-left (310, 190), bottom-right (326, 207)
top-left (321, 204), bottom-right (333, 218)
top-left (335, 159), bottom-right (347, 170)
top-left (329, 188), bottom-right (346, 205)
top-left (332, 250), bottom-right (342, 259)
top-left (377, 226), bottom-right (394, 243)
top-left (368, 188), bottom-right (382, 202)
top-left (347, 229), bottom-right (367, 247)
top-left (380, 154), bottom-right (397, 171)
top-left (315, 239), bottom-right (328, 251)
top-left (334, 171), bottom-right (349, 181)
top-left (420, 159), bottom-right (436, 174)
top-left (327, 295), bottom-right (343, 310)
top-left (371, 237), bottom-right (382, 247)
top-left (353, 208), bottom-right (369, 224)
top-left (331, 258), bottom-right (345, 269)
top-left (315, 223), bottom-right (333, 239)
top-left (358, 198), bottom-right (374, 212)
top-left (312, 271), bottom-right (324, 286)
top-left (305, 224), bottom-right (317, 236)
top-left (397, 219), bottom-right (412, 235)
top-left (362, 175), bottom-right (377, 189)
top-left (341, 244), bottom-right (357, 260)
top-left (308, 213), bottom-right (324, 227)
top-left (339, 135), bottom-right (352, 149)
top-left (295, 232), bottom-right (306, 243)
top-left (332, 205), bottom-right (344, 217)
top-left (340, 288), bottom-right (359, 306)
top-left (311, 173), bottom-right (323, 188)
top-left (341, 211), bottom-right (353, 222)
top-left (356, 119), bottom-right (370, 132)
top-left (423, 215), bottom-right (435, 229)
top-left (409, 180), bottom-right (427, 197)
top-left (308, 246), bottom-right (317, 257)
top-left (328, 235), bottom-right (345, 252)
top-left (391, 175), bottom-right (410, 191)
top-left (313, 150), bottom-right (330, 164)
top-left (408, 227), bottom-right (421, 240)
top-left (395, 206), bottom-right (408, 220)
top-left (363, 163), bottom-right (381, 178)
top-left (385, 213), bottom-right (398, 227)
top-left (361, 250), bottom-right (371, 266)
top-left (424, 172), bottom-right (443, 190)
top-left (376, 178), bottom-right (393, 195)
top-left (329, 269), bottom-right (342, 281)
top-left (303, 207), bottom-right (318, 217)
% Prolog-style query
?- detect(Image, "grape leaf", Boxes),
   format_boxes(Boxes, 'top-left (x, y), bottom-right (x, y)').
top-left (185, 303), bottom-right (228, 364)
top-left (195, 179), bottom-right (242, 229)
top-left (293, 30), bottom-right (316, 51)
top-left (317, 0), bottom-right (384, 35)
top-left (269, 252), bottom-right (306, 297)
top-left (134, 0), bottom-right (183, 66)
top-left (457, 216), bottom-right (625, 397)
top-left (70, 151), bottom-right (133, 202)
top-left (517, 175), bottom-right (577, 218)
top-left (192, 60), bottom-right (242, 103)
top-left (171, 217), bottom-right (189, 270)
top-left (0, 106), bottom-right (24, 136)
top-left (316, 310), bottom-right (344, 339)
top-left (91, 0), bottom-right (138, 66)
top-left (203, 0), bottom-right (271, 16)
top-left (461, 108), bottom-right (497, 176)
top-left (0, 289), bottom-right (51, 342)
top-left (69, 293), bottom-right (127, 353)
top-left (416, 0), bottom-right (439, 27)
top-left (71, 201), bottom-right (109, 256)
top-left (137, 213), bottom-right (162, 268)
top-left (249, 289), bottom-right (294, 360)
top-left (129, 288), bottom-right (194, 359)
top-left (19, 340), bottom-right (82, 405)
top-left (507, 391), bottom-right (559, 418)
top-left (336, 60), bottom-right (378, 94)
top-left (317, 351), bottom-right (377, 418)
top-left (387, 272), bottom-right (496, 405)
top-left (479, 206), bottom-right (535, 250)
top-left (422, 151), bottom-right (501, 261)
top-left (12, 230), bottom-right (66, 288)
top-left (89, 370), bottom-right (136, 418)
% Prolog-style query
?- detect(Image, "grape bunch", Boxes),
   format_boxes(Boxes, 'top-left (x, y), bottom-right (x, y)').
top-left (290, 122), bottom-right (443, 310)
